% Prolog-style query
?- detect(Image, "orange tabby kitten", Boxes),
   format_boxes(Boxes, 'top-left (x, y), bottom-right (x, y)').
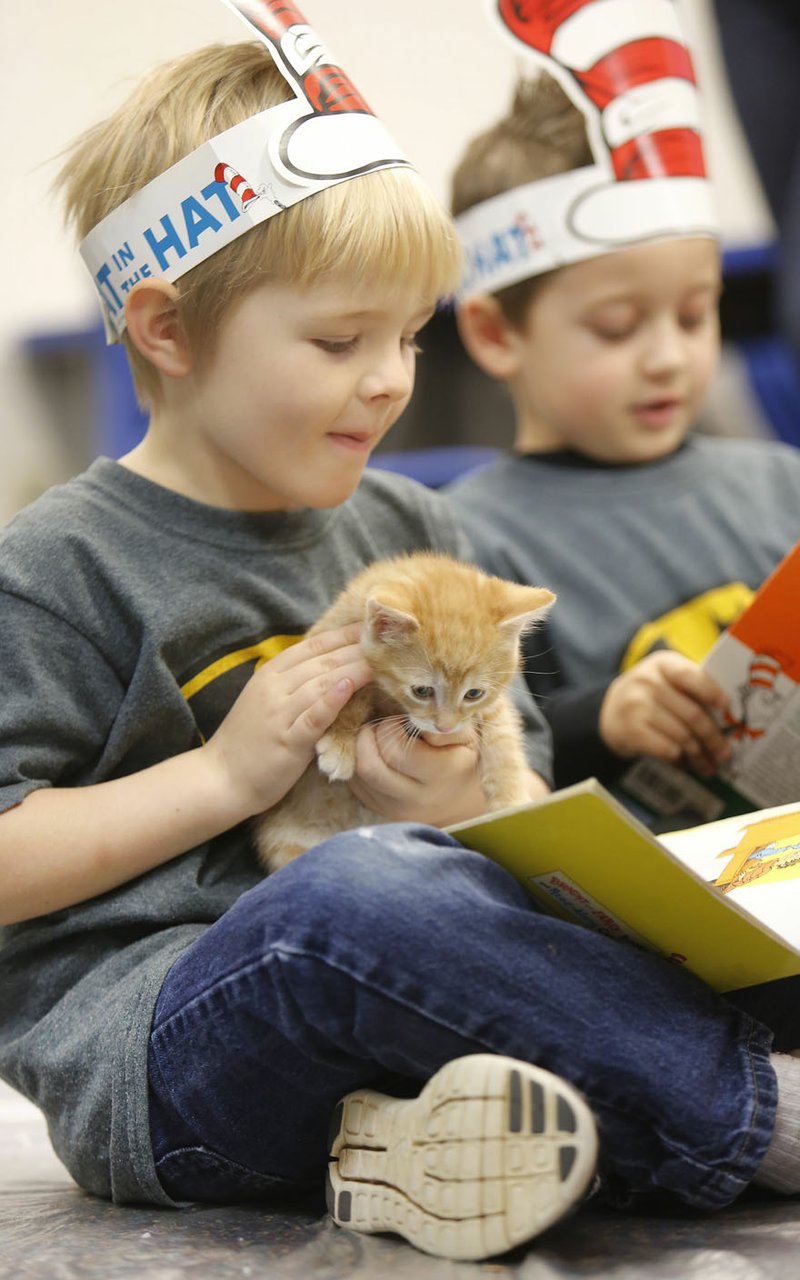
top-left (255, 552), bottom-right (555, 872)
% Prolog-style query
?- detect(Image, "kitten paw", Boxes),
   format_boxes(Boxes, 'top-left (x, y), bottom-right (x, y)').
top-left (316, 733), bottom-right (355, 781)
top-left (483, 776), bottom-right (532, 812)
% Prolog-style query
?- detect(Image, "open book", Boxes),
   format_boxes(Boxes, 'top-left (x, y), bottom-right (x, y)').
top-left (620, 539), bottom-right (800, 829)
top-left (447, 778), bottom-right (800, 993)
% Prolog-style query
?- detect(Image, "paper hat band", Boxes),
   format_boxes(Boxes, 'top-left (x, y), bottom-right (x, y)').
top-left (457, 0), bottom-right (720, 296)
top-left (80, 0), bottom-right (410, 340)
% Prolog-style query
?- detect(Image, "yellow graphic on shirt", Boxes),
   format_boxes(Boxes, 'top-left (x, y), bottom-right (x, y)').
top-left (621, 582), bottom-right (755, 672)
top-left (179, 633), bottom-right (303, 742)
top-left (180, 634), bottom-right (301, 701)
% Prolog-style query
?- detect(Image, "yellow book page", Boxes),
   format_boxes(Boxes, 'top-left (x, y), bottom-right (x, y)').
top-left (448, 781), bottom-right (800, 992)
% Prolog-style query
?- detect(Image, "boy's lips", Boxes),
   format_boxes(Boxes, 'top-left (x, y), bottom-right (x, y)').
top-left (630, 398), bottom-right (683, 428)
top-left (327, 430), bottom-right (378, 453)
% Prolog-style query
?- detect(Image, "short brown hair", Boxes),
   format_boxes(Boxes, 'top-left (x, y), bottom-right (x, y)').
top-left (451, 73), bottom-right (592, 324)
top-left (57, 42), bottom-right (461, 406)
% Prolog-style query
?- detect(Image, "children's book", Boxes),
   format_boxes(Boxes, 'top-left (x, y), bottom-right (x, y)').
top-left (619, 539), bottom-right (800, 829)
top-left (447, 779), bottom-right (800, 993)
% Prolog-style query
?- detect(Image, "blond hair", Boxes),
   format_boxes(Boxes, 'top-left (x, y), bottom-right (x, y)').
top-left (57, 42), bottom-right (461, 405)
top-left (450, 73), bottom-right (592, 323)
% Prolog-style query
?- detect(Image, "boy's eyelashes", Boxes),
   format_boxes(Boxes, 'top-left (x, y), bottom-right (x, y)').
top-left (585, 307), bottom-right (716, 343)
top-left (585, 320), bottom-right (636, 342)
top-left (590, 324), bottom-right (635, 342)
top-left (311, 335), bottom-right (423, 356)
top-left (313, 337), bottom-right (360, 355)
top-left (678, 311), bottom-right (713, 332)
top-left (583, 305), bottom-right (637, 341)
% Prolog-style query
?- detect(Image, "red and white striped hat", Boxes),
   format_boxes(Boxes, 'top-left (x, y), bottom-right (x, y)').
top-left (457, 0), bottom-right (719, 297)
top-left (748, 653), bottom-right (783, 690)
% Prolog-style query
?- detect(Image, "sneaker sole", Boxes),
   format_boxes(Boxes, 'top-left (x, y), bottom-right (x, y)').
top-left (326, 1053), bottom-right (598, 1261)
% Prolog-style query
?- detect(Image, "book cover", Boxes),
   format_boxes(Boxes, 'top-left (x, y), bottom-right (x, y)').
top-left (621, 539), bottom-right (800, 828)
top-left (447, 779), bottom-right (800, 993)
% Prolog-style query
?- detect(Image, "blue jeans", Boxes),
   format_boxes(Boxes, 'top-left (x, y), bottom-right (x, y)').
top-left (148, 824), bottom-right (783, 1210)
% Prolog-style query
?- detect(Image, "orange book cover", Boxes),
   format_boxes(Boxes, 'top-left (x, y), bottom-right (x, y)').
top-left (725, 540), bottom-right (800, 669)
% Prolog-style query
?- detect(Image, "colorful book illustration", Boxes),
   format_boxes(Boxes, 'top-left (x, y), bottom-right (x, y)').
top-left (621, 540), bottom-right (800, 828)
top-left (447, 779), bottom-right (800, 993)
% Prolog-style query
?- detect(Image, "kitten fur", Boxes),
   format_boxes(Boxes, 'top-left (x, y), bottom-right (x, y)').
top-left (255, 552), bottom-right (555, 871)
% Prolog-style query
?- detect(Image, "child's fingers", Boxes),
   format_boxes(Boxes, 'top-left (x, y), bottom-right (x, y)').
top-left (347, 722), bottom-right (485, 825)
top-left (657, 684), bottom-right (731, 764)
top-left (638, 704), bottom-right (698, 760)
top-left (663, 660), bottom-right (729, 712)
top-left (268, 624), bottom-right (363, 677)
top-left (289, 658), bottom-right (373, 741)
top-left (265, 639), bottom-right (367, 700)
top-left (377, 720), bottom-right (476, 783)
top-left (303, 621), bottom-right (363, 654)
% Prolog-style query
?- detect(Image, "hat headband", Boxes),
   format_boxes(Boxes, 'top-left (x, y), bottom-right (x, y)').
top-left (81, 0), bottom-right (410, 339)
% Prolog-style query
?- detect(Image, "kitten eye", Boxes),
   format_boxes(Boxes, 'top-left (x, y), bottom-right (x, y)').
top-left (411, 685), bottom-right (435, 701)
top-left (463, 688), bottom-right (485, 702)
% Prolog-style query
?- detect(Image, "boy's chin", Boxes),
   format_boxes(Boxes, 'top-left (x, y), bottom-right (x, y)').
top-left (601, 425), bottom-right (691, 466)
top-left (306, 475), bottom-right (368, 510)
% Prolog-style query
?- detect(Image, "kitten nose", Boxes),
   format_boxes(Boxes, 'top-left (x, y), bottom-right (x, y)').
top-left (435, 714), bottom-right (459, 733)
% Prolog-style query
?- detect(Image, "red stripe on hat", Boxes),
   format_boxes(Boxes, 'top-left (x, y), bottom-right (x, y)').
top-left (266, 1), bottom-right (308, 28)
top-left (577, 38), bottom-right (697, 110)
top-left (749, 658), bottom-right (780, 681)
top-left (611, 129), bottom-right (707, 181)
top-left (303, 67), bottom-right (372, 115)
top-left (231, 176), bottom-right (257, 203)
top-left (496, 0), bottom-right (590, 56)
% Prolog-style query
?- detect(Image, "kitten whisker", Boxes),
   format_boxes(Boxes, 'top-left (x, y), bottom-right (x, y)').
top-left (378, 718), bottom-right (422, 767)
top-left (373, 715), bottom-right (421, 752)
top-left (366, 713), bottom-right (420, 739)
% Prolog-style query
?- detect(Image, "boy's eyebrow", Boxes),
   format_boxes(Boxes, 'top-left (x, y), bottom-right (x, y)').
top-left (582, 278), bottom-right (721, 308)
top-left (308, 306), bottom-right (436, 325)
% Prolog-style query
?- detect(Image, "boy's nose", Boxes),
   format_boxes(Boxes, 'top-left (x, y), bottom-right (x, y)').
top-left (359, 346), bottom-right (414, 403)
top-left (639, 318), bottom-right (686, 377)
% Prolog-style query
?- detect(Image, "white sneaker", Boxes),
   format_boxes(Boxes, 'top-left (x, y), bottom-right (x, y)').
top-left (326, 1053), bottom-right (598, 1261)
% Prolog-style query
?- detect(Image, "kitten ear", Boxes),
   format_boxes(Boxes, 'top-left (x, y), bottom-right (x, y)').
top-left (365, 595), bottom-right (421, 646)
top-left (497, 586), bottom-right (556, 641)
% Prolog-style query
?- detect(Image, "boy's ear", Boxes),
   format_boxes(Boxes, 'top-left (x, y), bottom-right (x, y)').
top-left (455, 294), bottom-right (524, 381)
top-left (124, 280), bottom-right (193, 379)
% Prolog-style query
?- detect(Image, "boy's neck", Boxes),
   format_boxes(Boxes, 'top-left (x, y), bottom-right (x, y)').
top-left (513, 440), bottom-right (691, 470)
top-left (118, 423), bottom-right (297, 514)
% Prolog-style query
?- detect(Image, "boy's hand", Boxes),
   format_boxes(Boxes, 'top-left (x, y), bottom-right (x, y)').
top-left (203, 623), bottom-right (373, 820)
top-left (599, 651), bottom-right (731, 775)
top-left (347, 718), bottom-right (488, 827)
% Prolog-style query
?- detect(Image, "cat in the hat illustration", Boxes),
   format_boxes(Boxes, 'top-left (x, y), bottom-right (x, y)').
top-left (722, 652), bottom-right (792, 778)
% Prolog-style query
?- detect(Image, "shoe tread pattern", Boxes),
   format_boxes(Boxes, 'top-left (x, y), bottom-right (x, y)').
top-left (326, 1053), bottom-right (598, 1261)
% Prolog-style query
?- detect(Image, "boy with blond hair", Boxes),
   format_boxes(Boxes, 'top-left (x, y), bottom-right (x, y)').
top-left (3, 1), bottom-right (800, 1263)
top-left (447, 6), bottom-right (800, 824)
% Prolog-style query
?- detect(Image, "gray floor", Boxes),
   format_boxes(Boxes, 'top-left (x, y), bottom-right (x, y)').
top-left (3, 1081), bottom-right (800, 1279)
